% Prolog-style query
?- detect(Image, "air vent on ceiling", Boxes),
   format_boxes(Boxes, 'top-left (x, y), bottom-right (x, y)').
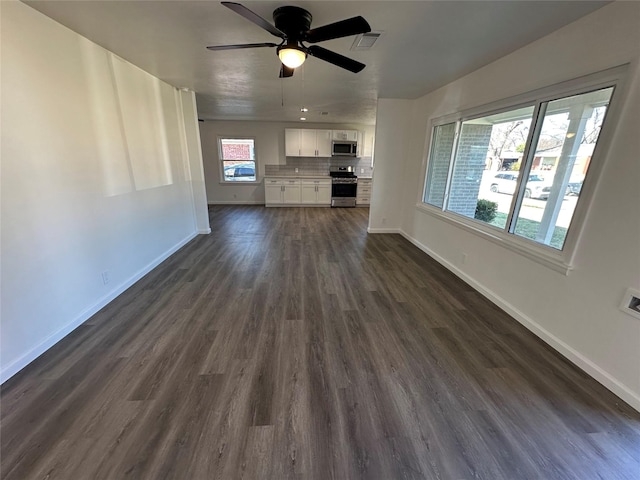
top-left (351, 31), bottom-right (384, 51)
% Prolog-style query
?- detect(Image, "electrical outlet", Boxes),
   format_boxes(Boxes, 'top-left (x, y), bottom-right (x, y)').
top-left (381, 217), bottom-right (387, 225)
top-left (295, 167), bottom-right (299, 173)
top-left (360, 168), bottom-right (364, 173)
top-left (101, 271), bottom-right (110, 285)
top-left (461, 253), bottom-right (467, 265)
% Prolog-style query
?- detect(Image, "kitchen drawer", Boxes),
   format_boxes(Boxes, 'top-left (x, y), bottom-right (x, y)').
top-left (301, 178), bottom-right (331, 186)
top-left (265, 178), bottom-right (301, 185)
top-left (357, 178), bottom-right (372, 201)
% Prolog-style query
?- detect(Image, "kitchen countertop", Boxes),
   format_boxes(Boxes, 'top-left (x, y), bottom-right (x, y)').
top-left (264, 175), bottom-right (330, 179)
top-left (264, 175), bottom-right (373, 179)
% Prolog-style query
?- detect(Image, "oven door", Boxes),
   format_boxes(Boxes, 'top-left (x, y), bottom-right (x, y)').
top-left (332, 182), bottom-right (357, 198)
top-left (331, 182), bottom-right (357, 207)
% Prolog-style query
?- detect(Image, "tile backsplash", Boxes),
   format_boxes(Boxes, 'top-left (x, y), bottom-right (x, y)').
top-left (265, 157), bottom-right (373, 177)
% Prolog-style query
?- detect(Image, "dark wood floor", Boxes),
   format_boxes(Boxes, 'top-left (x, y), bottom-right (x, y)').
top-left (2, 206), bottom-right (639, 479)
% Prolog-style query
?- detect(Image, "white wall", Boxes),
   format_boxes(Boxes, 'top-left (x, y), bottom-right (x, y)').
top-left (0, 2), bottom-right (208, 380)
top-left (178, 90), bottom-right (211, 234)
top-left (371, 2), bottom-right (640, 410)
top-left (368, 99), bottom-right (412, 231)
top-left (199, 120), bottom-right (375, 204)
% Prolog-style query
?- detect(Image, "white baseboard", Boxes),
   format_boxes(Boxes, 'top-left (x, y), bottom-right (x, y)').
top-left (198, 228), bottom-right (212, 234)
top-left (397, 230), bottom-right (640, 413)
top-left (0, 232), bottom-right (199, 384)
top-left (367, 227), bottom-right (402, 234)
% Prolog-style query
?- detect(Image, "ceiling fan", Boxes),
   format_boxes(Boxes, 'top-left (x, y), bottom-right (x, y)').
top-left (207, 2), bottom-right (371, 78)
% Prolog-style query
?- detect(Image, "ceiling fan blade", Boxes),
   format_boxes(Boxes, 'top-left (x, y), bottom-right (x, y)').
top-left (279, 65), bottom-right (295, 78)
top-left (304, 16), bottom-right (371, 44)
top-left (306, 45), bottom-right (366, 73)
top-left (222, 2), bottom-right (285, 39)
top-left (207, 42), bottom-right (278, 51)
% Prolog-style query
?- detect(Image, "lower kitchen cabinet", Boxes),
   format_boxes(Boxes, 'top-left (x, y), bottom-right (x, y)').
top-left (265, 178), bottom-right (301, 205)
top-left (301, 179), bottom-right (331, 205)
top-left (265, 177), bottom-right (330, 206)
top-left (356, 178), bottom-right (372, 206)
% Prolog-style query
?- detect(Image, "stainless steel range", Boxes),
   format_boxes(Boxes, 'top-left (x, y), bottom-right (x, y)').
top-left (330, 167), bottom-right (357, 207)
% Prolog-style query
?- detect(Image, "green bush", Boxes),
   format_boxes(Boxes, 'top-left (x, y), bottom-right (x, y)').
top-left (475, 199), bottom-right (498, 223)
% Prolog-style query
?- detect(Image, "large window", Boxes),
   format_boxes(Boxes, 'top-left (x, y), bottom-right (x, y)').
top-left (218, 138), bottom-right (256, 182)
top-left (423, 83), bottom-right (616, 255)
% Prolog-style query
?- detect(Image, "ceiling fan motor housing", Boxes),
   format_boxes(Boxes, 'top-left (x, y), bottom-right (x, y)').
top-left (273, 6), bottom-right (312, 41)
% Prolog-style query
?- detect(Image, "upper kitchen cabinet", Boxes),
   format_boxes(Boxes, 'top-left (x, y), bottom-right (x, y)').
top-left (331, 130), bottom-right (358, 142)
top-left (285, 128), bottom-right (332, 157)
top-left (315, 130), bottom-right (332, 157)
top-left (358, 131), bottom-right (375, 158)
top-left (285, 128), bottom-right (302, 157)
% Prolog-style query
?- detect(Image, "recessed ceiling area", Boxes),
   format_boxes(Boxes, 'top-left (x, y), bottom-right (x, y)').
top-left (23, 1), bottom-right (609, 125)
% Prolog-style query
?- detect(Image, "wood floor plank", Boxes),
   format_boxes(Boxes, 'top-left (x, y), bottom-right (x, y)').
top-left (2, 205), bottom-right (639, 479)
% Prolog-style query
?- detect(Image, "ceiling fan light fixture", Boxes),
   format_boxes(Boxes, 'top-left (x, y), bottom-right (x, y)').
top-left (278, 45), bottom-right (306, 68)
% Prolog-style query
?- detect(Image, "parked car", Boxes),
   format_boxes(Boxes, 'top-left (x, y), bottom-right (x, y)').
top-left (490, 172), bottom-right (551, 200)
top-left (224, 163), bottom-right (255, 181)
top-left (566, 180), bottom-right (583, 196)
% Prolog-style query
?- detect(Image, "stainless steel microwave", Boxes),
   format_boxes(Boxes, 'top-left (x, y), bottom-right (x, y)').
top-left (331, 140), bottom-right (357, 157)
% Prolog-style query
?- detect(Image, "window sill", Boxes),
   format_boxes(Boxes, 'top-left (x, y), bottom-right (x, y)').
top-left (219, 180), bottom-right (261, 185)
top-left (415, 203), bottom-right (572, 275)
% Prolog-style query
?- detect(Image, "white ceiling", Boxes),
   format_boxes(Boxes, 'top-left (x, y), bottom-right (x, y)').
top-left (24, 1), bottom-right (608, 125)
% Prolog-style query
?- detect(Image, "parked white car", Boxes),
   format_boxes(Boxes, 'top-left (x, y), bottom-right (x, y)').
top-left (490, 172), bottom-right (551, 200)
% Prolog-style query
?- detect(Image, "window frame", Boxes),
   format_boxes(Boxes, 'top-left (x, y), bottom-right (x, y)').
top-left (217, 136), bottom-right (258, 184)
top-left (418, 65), bottom-right (629, 274)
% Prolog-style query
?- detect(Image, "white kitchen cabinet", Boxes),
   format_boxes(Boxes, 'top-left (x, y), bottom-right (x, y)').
top-left (301, 178), bottom-right (331, 205)
top-left (356, 178), bottom-right (372, 206)
top-left (300, 129), bottom-right (317, 156)
top-left (301, 184), bottom-right (317, 204)
top-left (265, 179), bottom-right (284, 204)
top-left (282, 179), bottom-right (301, 204)
top-left (332, 130), bottom-right (359, 142)
top-left (317, 183), bottom-right (331, 204)
top-left (364, 132), bottom-right (375, 157)
top-left (315, 130), bottom-right (332, 157)
top-left (285, 128), bottom-right (302, 157)
top-left (285, 129), bottom-right (332, 157)
top-left (264, 178), bottom-right (301, 205)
